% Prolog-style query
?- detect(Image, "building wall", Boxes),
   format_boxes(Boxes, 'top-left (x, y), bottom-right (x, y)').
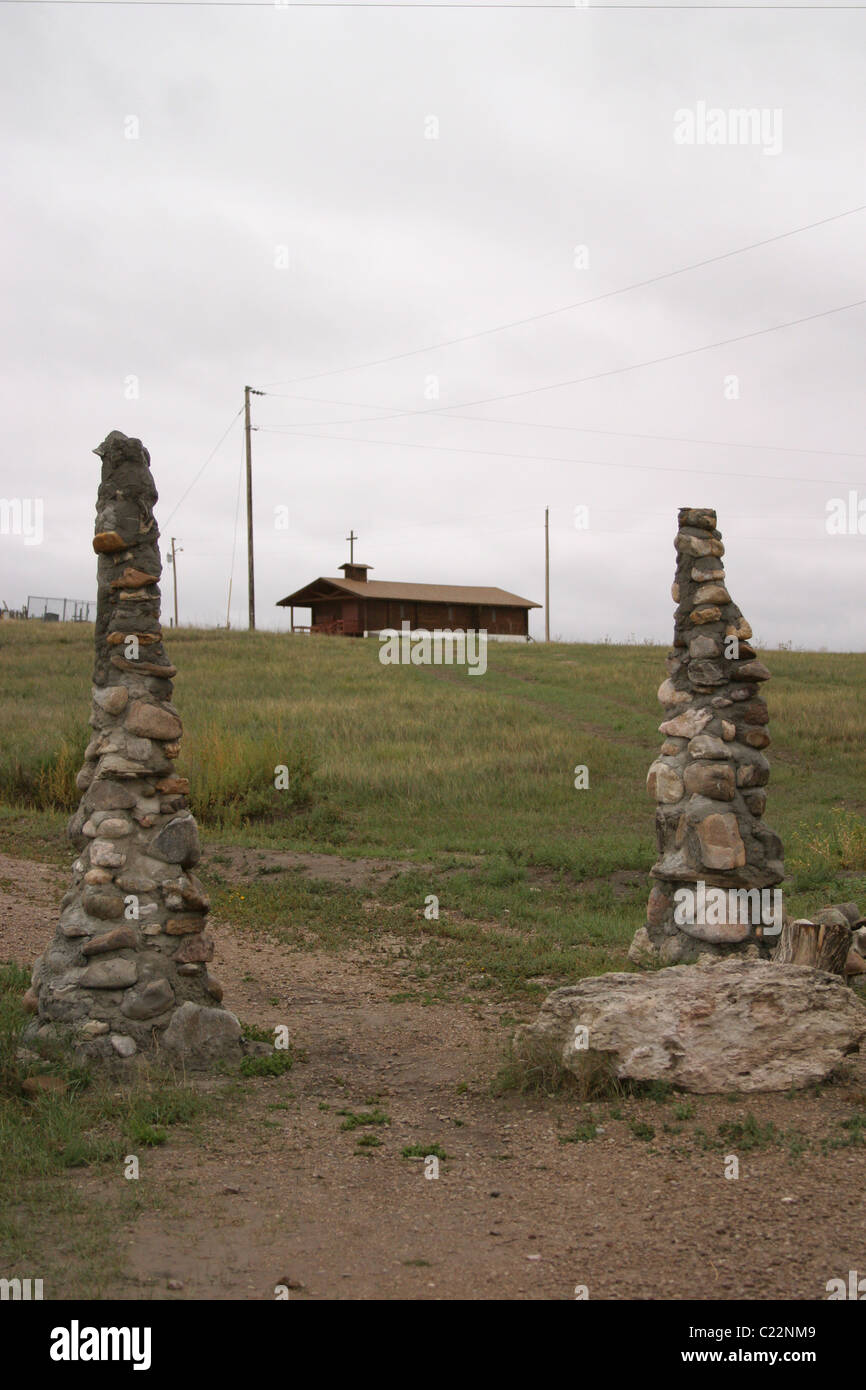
top-left (309, 594), bottom-right (530, 637)
top-left (361, 598), bottom-right (528, 636)
top-left (310, 599), bottom-right (343, 630)
top-left (364, 598), bottom-right (389, 629)
top-left (477, 604), bottom-right (527, 636)
top-left (342, 600), bottom-right (362, 635)
top-left (309, 598), bottom-right (362, 633)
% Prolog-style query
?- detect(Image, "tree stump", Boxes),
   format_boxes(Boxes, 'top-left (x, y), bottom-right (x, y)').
top-left (774, 916), bottom-right (851, 977)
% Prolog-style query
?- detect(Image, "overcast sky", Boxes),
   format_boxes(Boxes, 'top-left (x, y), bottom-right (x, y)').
top-left (1, 1), bottom-right (864, 647)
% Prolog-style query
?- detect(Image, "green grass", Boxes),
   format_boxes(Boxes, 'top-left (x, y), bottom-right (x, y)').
top-left (0, 962), bottom-right (217, 1296)
top-left (401, 1142), bottom-right (448, 1160)
top-left (240, 1022), bottom-right (275, 1044)
top-left (239, 1051), bottom-right (294, 1078)
top-left (338, 1107), bottom-right (391, 1131)
top-left (2, 622), bottom-right (866, 997)
top-left (5, 621), bottom-right (863, 857)
top-left (690, 1113), bottom-right (810, 1159)
top-left (560, 1120), bottom-right (599, 1143)
top-left (716, 1114), bottom-right (778, 1151)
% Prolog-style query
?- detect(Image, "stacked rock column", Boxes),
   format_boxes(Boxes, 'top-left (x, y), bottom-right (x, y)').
top-left (629, 507), bottom-right (784, 966)
top-left (27, 431), bottom-right (240, 1067)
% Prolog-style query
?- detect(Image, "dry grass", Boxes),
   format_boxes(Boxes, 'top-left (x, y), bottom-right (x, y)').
top-left (2, 620), bottom-right (865, 989)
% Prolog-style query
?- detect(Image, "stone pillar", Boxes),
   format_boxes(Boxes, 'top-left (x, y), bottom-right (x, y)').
top-left (27, 431), bottom-right (241, 1067)
top-left (629, 507), bottom-right (784, 967)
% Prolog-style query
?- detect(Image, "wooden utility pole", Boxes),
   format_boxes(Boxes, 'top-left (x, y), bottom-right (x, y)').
top-left (544, 507), bottom-right (550, 642)
top-left (168, 537), bottom-right (182, 628)
top-left (244, 389), bottom-right (257, 633)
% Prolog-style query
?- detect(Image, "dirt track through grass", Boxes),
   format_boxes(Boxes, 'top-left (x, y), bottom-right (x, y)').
top-left (2, 850), bottom-right (866, 1300)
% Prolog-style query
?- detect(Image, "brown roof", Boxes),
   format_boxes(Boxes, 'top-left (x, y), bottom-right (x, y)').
top-left (277, 577), bottom-right (540, 608)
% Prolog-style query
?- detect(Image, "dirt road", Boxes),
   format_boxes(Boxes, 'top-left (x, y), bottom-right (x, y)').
top-left (2, 851), bottom-right (864, 1301)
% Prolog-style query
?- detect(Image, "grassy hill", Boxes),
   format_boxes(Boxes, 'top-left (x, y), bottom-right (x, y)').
top-left (2, 621), bottom-right (865, 993)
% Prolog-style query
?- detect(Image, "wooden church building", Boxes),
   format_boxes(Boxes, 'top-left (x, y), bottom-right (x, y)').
top-left (277, 558), bottom-right (540, 641)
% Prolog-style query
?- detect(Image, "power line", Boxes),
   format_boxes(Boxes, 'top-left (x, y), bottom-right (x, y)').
top-left (257, 424), bottom-right (859, 486)
top-left (4, 1), bottom-right (572, 5)
top-left (261, 293), bottom-right (866, 429)
top-left (260, 390), bottom-right (866, 459)
top-left (363, 506), bottom-right (541, 531)
top-left (6, 2), bottom-right (866, 8)
top-left (425, 296), bottom-right (866, 411)
top-left (366, 509), bottom-right (833, 531)
top-left (278, 502), bottom-right (835, 533)
top-left (162, 408), bottom-right (243, 526)
top-left (449, 416), bottom-right (866, 460)
top-left (262, 202), bottom-right (866, 389)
